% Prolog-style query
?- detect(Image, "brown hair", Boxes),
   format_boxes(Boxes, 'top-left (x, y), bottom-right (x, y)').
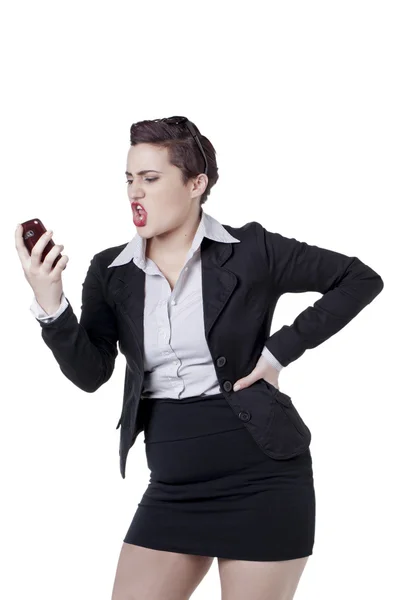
top-left (129, 117), bottom-right (219, 205)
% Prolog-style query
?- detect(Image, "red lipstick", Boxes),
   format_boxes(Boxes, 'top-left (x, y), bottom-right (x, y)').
top-left (131, 202), bottom-right (148, 227)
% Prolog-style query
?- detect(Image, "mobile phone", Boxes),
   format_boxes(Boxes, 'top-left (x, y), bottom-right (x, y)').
top-left (21, 218), bottom-right (62, 268)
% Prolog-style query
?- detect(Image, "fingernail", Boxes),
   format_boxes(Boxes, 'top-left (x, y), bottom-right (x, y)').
top-left (233, 384), bottom-right (241, 392)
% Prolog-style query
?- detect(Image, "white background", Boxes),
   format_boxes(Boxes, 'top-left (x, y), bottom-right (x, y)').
top-left (3, 1), bottom-right (398, 598)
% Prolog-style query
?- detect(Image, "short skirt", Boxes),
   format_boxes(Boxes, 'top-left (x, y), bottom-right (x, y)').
top-left (123, 391), bottom-right (316, 561)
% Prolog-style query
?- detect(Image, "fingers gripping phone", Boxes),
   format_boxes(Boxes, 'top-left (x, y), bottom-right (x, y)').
top-left (21, 218), bottom-right (62, 268)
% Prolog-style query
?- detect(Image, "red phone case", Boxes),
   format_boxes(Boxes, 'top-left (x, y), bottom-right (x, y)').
top-left (21, 218), bottom-right (62, 267)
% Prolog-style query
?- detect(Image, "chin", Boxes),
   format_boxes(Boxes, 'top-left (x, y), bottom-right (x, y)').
top-left (136, 229), bottom-right (152, 237)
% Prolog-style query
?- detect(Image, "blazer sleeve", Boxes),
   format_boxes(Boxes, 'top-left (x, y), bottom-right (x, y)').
top-left (256, 224), bottom-right (384, 368)
top-left (34, 254), bottom-right (119, 392)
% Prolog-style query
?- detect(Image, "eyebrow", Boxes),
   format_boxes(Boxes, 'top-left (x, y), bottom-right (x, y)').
top-left (125, 170), bottom-right (163, 176)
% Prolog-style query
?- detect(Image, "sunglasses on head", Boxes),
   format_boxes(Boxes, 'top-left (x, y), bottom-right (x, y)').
top-left (159, 116), bottom-right (209, 176)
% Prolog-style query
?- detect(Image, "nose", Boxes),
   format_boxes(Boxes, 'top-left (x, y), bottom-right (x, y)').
top-left (128, 184), bottom-right (145, 202)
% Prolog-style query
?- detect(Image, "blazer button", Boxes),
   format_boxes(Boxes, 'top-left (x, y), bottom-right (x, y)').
top-left (239, 411), bottom-right (251, 422)
top-left (217, 357), bottom-right (226, 367)
top-left (223, 381), bottom-right (232, 392)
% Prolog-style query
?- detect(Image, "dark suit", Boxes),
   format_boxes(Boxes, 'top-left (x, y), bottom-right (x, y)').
top-left (35, 220), bottom-right (384, 478)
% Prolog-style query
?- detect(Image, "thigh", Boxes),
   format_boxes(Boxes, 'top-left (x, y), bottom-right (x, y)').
top-left (111, 542), bottom-right (214, 600)
top-left (218, 556), bottom-right (309, 600)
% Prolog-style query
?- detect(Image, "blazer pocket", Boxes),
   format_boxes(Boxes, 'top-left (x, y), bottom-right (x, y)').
top-left (261, 379), bottom-right (311, 453)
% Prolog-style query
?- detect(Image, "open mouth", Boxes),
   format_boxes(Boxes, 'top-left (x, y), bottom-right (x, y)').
top-left (132, 202), bottom-right (148, 224)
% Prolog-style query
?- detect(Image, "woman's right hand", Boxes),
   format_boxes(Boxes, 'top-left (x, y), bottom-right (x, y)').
top-left (15, 224), bottom-right (69, 314)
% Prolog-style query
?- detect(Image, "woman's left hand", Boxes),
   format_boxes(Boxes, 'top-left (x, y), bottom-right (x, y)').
top-left (233, 354), bottom-right (280, 392)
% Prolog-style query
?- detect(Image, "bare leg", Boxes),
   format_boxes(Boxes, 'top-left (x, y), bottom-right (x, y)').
top-left (218, 555), bottom-right (309, 600)
top-left (111, 542), bottom-right (214, 600)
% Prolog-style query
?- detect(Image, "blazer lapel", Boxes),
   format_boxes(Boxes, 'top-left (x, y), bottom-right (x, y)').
top-left (108, 235), bottom-right (239, 363)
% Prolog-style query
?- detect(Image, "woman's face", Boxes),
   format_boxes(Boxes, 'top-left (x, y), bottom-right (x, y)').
top-left (126, 143), bottom-right (207, 240)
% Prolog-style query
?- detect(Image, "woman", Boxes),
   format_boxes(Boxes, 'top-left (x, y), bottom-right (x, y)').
top-left (16, 116), bottom-right (384, 600)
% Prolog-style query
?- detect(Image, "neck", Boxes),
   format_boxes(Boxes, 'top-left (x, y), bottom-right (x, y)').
top-left (147, 206), bottom-right (202, 259)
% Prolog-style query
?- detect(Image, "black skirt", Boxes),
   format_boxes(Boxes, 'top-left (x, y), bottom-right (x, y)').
top-left (123, 391), bottom-right (316, 561)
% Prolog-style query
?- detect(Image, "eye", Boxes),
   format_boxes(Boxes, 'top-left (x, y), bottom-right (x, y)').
top-left (125, 177), bottom-right (158, 184)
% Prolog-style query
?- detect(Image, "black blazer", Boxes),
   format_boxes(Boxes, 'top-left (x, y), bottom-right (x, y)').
top-left (35, 220), bottom-right (384, 478)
